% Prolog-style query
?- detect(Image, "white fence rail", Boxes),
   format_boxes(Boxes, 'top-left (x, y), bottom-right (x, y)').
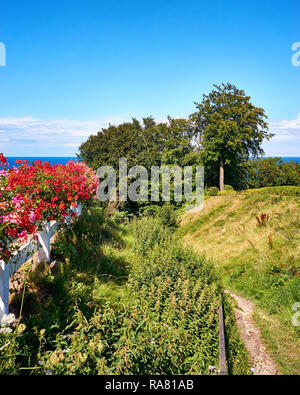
top-left (0, 204), bottom-right (82, 316)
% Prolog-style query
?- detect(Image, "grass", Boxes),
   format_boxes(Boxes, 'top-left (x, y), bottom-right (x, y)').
top-left (0, 201), bottom-right (248, 375)
top-left (178, 190), bottom-right (300, 374)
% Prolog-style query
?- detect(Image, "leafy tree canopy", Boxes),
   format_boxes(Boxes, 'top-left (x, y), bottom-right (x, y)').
top-left (190, 83), bottom-right (273, 190)
top-left (79, 116), bottom-right (199, 171)
top-left (246, 157), bottom-right (300, 188)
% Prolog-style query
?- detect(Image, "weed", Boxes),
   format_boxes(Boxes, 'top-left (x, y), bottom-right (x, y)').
top-left (256, 213), bottom-right (269, 227)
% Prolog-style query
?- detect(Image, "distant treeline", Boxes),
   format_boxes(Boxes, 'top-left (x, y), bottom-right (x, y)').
top-left (246, 157), bottom-right (300, 188)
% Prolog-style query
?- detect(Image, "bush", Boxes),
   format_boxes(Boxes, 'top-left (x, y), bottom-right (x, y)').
top-left (246, 157), bottom-right (300, 188)
top-left (218, 190), bottom-right (237, 196)
top-left (128, 218), bottom-right (248, 375)
top-left (156, 203), bottom-right (178, 228)
top-left (115, 244), bottom-right (221, 374)
top-left (0, 206), bottom-right (248, 375)
top-left (206, 185), bottom-right (236, 197)
top-left (245, 186), bottom-right (300, 197)
top-left (130, 217), bottom-right (172, 256)
top-left (205, 186), bottom-right (219, 197)
top-left (138, 204), bottom-right (158, 217)
top-left (111, 209), bottom-right (133, 224)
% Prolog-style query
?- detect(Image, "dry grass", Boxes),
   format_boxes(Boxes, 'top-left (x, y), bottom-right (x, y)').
top-left (254, 308), bottom-right (300, 375)
top-left (180, 195), bottom-right (300, 264)
top-left (178, 192), bottom-right (300, 375)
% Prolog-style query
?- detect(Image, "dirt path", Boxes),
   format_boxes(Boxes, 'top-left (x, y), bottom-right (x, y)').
top-left (225, 290), bottom-right (279, 375)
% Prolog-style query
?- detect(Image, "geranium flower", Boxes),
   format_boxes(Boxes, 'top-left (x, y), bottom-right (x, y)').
top-left (0, 152), bottom-right (99, 262)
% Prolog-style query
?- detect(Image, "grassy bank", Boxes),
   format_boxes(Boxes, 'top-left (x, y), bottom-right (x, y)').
top-left (0, 202), bottom-right (248, 375)
top-left (178, 188), bottom-right (300, 374)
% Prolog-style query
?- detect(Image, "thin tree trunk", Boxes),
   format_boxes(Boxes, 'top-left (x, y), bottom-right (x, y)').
top-left (219, 157), bottom-right (225, 191)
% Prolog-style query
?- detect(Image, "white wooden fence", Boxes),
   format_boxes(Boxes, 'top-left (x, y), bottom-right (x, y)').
top-left (0, 204), bottom-right (82, 316)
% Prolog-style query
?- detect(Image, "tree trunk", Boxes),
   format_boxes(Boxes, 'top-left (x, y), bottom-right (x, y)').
top-left (219, 157), bottom-right (225, 191)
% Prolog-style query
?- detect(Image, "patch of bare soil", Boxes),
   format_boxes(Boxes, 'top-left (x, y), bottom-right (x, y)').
top-left (226, 290), bottom-right (279, 375)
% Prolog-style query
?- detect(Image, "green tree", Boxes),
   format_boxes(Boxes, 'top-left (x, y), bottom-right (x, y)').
top-left (191, 83), bottom-right (273, 190)
top-left (78, 117), bottom-right (200, 212)
top-left (246, 157), bottom-right (300, 188)
top-left (78, 117), bottom-right (160, 170)
top-left (160, 117), bottom-right (199, 166)
top-left (78, 117), bottom-right (199, 171)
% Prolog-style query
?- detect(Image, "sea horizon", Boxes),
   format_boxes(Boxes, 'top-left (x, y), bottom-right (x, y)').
top-left (4, 156), bottom-right (300, 168)
top-left (5, 156), bottom-right (78, 168)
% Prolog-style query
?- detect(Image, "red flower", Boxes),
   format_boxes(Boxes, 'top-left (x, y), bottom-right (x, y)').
top-left (0, 153), bottom-right (99, 262)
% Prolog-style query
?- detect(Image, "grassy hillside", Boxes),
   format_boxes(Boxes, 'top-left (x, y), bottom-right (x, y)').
top-left (178, 188), bottom-right (300, 374)
top-left (0, 202), bottom-right (248, 375)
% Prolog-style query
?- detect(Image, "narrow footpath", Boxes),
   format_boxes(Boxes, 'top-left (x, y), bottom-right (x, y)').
top-left (225, 290), bottom-right (279, 375)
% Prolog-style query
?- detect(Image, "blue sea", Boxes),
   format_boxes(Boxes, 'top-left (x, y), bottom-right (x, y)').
top-left (4, 156), bottom-right (300, 169)
top-left (278, 157), bottom-right (300, 163)
top-left (5, 157), bottom-right (77, 168)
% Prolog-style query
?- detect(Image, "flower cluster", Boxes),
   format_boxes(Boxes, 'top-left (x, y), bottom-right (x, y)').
top-left (0, 313), bottom-right (16, 333)
top-left (0, 154), bottom-right (99, 262)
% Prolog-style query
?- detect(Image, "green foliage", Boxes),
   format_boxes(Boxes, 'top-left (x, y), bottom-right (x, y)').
top-left (245, 186), bottom-right (300, 197)
top-left (246, 158), bottom-right (300, 188)
top-left (78, 83), bottom-right (282, 194)
top-left (0, 203), bottom-right (248, 375)
top-left (191, 83), bottom-right (272, 190)
top-left (111, 246), bottom-right (222, 374)
top-left (79, 117), bottom-right (200, 212)
top-left (192, 83), bottom-right (271, 163)
top-left (110, 209), bottom-right (133, 224)
top-left (179, 193), bottom-right (300, 374)
top-left (216, 185), bottom-right (236, 196)
top-left (218, 191), bottom-right (237, 197)
top-left (79, 117), bottom-right (199, 171)
top-left (129, 217), bottom-right (172, 256)
top-left (156, 203), bottom-right (178, 228)
top-left (129, 218), bottom-right (247, 374)
top-left (137, 204), bottom-right (158, 217)
top-left (205, 186), bottom-right (219, 196)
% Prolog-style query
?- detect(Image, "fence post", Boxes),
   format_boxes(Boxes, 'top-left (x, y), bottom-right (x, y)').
top-left (0, 260), bottom-right (9, 315)
top-left (219, 303), bottom-right (227, 375)
top-left (65, 203), bottom-right (82, 225)
top-left (0, 206), bottom-right (82, 315)
top-left (76, 203), bottom-right (82, 216)
top-left (37, 222), bottom-right (51, 263)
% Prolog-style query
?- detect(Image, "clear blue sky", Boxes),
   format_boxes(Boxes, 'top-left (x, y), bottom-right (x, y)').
top-left (0, 0), bottom-right (299, 156)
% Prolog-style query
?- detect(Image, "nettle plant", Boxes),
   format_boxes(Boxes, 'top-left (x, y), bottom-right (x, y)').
top-left (0, 153), bottom-right (99, 262)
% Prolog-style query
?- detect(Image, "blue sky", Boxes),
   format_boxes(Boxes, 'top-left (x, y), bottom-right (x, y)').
top-left (0, 0), bottom-right (299, 156)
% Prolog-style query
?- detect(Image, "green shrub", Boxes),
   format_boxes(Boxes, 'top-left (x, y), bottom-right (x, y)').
top-left (0, 204), bottom-right (248, 375)
top-left (246, 157), bottom-right (300, 188)
top-left (127, 219), bottom-right (248, 375)
top-left (111, 209), bottom-right (133, 224)
top-left (205, 185), bottom-right (235, 197)
top-left (156, 203), bottom-right (178, 228)
top-left (129, 217), bottom-right (172, 256)
top-left (217, 190), bottom-right (237, 196)
top-left (205, 186), bottom-right (219, 196)
top-left (138, 204), bottom-right (158, 217)
top-left (246, 186), bottom-right (300, 197)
